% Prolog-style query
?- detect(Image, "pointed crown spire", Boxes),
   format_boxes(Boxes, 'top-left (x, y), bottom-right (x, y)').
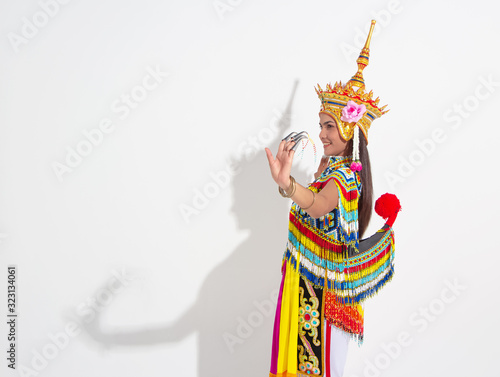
top-left (315, 19), bottom-right (388, 144)
top-left (346, 19), bottom-right (376, 91)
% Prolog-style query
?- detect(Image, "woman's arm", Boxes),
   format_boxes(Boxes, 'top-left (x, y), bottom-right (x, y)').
top-left (281, 177), bottom-right (339, 219)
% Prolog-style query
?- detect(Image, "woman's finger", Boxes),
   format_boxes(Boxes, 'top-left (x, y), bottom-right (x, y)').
top-left (264, 147), bottom-right (275, 166)
top-left (278, 140), bottom-right (290, 159)
top-left (284, 140), bottom-right (296, 152)
top-left (277, 139), bottom-right (286, 154)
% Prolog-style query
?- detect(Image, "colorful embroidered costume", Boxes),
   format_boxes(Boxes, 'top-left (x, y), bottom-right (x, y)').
top-left (269, 154), bottom-right (399, 377)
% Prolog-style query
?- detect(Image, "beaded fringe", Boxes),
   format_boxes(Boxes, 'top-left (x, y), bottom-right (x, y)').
top-left (285, 225), bottom-right (395, 306)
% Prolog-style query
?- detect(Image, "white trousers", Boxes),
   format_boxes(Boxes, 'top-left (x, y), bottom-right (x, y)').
top-left (327, 322), bottom-right (350, 377)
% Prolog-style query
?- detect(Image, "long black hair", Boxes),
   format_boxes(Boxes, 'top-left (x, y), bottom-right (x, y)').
top-left (344, 134), bottom-right (372, 239)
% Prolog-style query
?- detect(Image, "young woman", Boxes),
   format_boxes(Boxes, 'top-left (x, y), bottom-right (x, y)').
top-left (264, 20), bottom-right (400, 377)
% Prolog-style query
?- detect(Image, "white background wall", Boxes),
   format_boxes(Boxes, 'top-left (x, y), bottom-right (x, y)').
top-left (1, 1), bottom-right (498, 376)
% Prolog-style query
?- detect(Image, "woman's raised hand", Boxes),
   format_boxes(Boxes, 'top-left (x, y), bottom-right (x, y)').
top-left (265, 139), bottom-right (296, 188)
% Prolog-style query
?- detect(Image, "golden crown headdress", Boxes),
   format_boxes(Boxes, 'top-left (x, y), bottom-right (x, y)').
top-left (315, 20), bottom-right (388, 147)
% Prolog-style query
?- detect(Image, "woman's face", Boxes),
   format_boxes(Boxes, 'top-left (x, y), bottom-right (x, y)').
top-left (319, 112), bottom-right (348, 156)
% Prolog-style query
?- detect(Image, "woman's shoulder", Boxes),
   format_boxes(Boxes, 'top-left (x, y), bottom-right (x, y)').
top-left (311, 164), bottom-right (361, 195)
top-left (319, 164), bottom-right (355, 183)
top-left (308, 164), bottom-right (351, 193)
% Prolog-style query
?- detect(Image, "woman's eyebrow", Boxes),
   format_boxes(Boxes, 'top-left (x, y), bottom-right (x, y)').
top-left (319, 121), bottom-right (335, 125)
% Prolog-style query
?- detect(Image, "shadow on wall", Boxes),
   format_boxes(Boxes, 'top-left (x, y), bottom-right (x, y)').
top-left (78, 80), bottom-right (316, 377)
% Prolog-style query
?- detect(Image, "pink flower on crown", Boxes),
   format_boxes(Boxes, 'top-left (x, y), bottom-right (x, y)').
top-left (341, 100), bottom-right (366, 123)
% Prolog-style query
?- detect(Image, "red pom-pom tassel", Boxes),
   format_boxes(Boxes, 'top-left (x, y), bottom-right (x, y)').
top-left (375, 193), bottom-right (401, 227)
